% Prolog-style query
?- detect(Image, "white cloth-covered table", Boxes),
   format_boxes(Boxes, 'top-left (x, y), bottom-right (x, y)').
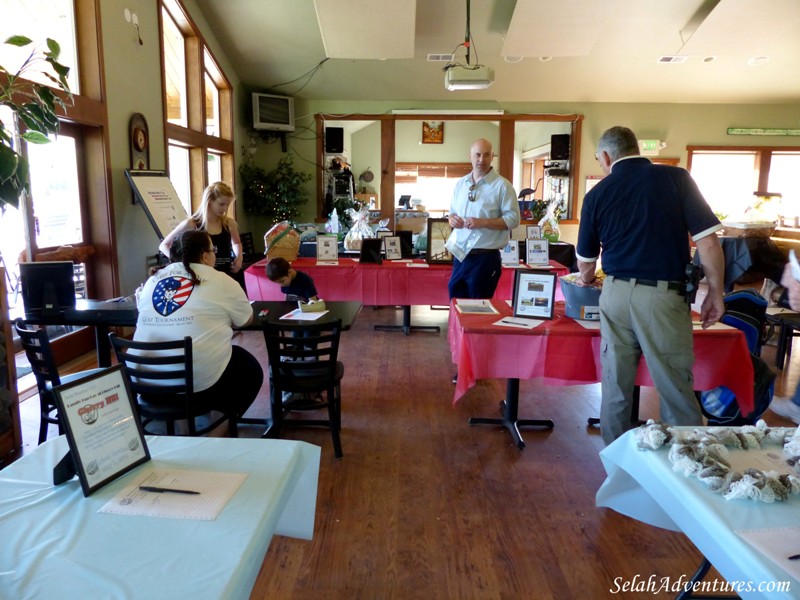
top-left (597, 427), bottom-right (799, 599)
top-left (0, 436), bottom-right (320, 599)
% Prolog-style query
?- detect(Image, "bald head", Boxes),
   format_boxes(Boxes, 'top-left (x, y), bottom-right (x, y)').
top-left (470, 138), bottom-right (494, 178)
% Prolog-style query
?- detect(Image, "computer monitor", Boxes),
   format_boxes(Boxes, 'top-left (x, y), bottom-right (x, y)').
top-left (19, 261), bottom-right (77, 317)
top-left (398, 195), bottom-right (411, 209)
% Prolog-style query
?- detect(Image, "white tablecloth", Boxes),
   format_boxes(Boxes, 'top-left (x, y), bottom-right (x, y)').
top-left (0, 435), bottom-right (320, 599)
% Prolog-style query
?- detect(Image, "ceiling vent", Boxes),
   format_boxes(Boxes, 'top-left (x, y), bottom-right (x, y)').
top-left (657, 55), bottom-right (689, 64)
top-left (427, 53), bottom-right (454, 62)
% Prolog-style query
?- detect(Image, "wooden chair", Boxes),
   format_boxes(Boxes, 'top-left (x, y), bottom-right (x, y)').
top-left (14, 319), bottom-right (103, 444)
top-left (262, 318), bottom-right (344, 458)
top-left (108, 333), bottom-right (237, 437)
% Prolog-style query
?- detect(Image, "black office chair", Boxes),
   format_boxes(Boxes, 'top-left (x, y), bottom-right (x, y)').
top-left (263, 318), bottom-right (344, 458)
top-left (14, 318), bottom-right (103, 444)
top-left (109, 333), bottom-right (238, 437)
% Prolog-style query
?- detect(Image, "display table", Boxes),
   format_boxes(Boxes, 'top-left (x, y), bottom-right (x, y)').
top-left (597, 427), bottom-right (799, 599)
top-left (0, 436), bottom-right (320, 599)
top-left (449, 300), bottom-right (754, 447)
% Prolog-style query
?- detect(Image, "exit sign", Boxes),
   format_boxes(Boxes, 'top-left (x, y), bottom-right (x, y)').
top-left (638, 139), bottom-right (660, 156)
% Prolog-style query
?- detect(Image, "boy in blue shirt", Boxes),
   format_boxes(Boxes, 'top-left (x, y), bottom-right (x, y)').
top-left (266, 257), bottom-right (318, 302)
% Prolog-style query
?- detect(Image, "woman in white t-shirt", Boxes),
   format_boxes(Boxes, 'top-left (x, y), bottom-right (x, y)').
top-left (135, 230), bottom-right (263, 421)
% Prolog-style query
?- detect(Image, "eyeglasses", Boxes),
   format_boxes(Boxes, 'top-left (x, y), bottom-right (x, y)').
top-left (468, 183), bottom-right (477, 202)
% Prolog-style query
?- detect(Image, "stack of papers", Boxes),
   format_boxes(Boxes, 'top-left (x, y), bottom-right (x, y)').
top-left (455, 299), bottom-right (499, 314)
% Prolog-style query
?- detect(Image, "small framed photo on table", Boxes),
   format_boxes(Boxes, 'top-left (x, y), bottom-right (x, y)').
top-left (500, 239), bottom-right (519, 266)
top-left (53, 365), bottom-right (150, 496)
top-left (526, 238), bottom-right (549, 266)
top-left (426, 218), bottom-right (454, 264)
top-left (512, 270), bottom-right (557, 320)
top-left (526, 225), bottom-right (542, 239)
top-left (384, 236), bottom-right (402, 260)
top-left (316, 235), bottom-right (339, 262)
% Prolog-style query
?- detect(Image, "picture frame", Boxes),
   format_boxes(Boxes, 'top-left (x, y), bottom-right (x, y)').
top-left (52, 365), bottom-right (150, 497)
top-left (383, 236), bottom-right (402, 260)
top-left (376, 230), bottom-right (393, 239)
top-left (526, 238), bottom-right (550, 266)
top-left (500, 239), bottom-right (519, 266)
top-left (359, 237), bottom-right (383, 264)
top-left (512, 270), bottom-right (557, 320)
top-left (526, 225), bottom-right (542, 239)
top-left (421, 121), bottom-right (444, 144)
top-left (316, 234), bottom-right (339, 261)
top-left (425, 217), bottom-right (454, 264)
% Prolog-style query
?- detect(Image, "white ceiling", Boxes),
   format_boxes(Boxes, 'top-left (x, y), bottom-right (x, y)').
top-left (194, 0), bottom-right (800, 104)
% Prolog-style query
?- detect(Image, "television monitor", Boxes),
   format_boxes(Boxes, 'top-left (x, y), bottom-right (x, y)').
top-left (396, 230), bottom-right (413, 258)
top-left (398, 195), bottom-right (411, 209)
top-left (19, 261), bottom-right (77, 317)
top-left (252, 92), bottom-right (295, 132)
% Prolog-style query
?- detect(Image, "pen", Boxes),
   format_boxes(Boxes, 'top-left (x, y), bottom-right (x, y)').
top-left (789, 554), bottom-right (800, 561)
top-left (139, 485), bottom-right (200, 495)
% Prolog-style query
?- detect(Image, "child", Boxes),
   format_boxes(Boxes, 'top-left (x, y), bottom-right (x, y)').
top-left (266, 257), bottom-right (318, 302)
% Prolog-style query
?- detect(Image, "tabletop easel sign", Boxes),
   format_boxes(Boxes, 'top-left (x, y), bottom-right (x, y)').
top-left (316, 234), bottom-right (339, 263)
top-left (500, 239), bottom-right (520, 266)
top-left (52, 365), bottom-right (150, 497)
top-left (384, 236), bottom-right (402, 260)
top-left (512, 270), bottom-right (557, 320)
top-left (526, 238), bottom-right (550, 266)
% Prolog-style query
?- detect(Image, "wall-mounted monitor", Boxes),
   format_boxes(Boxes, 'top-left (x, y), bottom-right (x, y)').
top-left (19, 261), bottom-right (76, 317)
top-left (252, 93), bottom-right (295, 132)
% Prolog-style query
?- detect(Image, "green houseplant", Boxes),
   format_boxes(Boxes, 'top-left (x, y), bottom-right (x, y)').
top-left (240, 154), bottom-right (312, 225)
top-left (0, 35), bottom-right (71, 211)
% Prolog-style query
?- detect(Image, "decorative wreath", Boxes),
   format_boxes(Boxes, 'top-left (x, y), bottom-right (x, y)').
top-left (636, 420), bottom-right (800, 503)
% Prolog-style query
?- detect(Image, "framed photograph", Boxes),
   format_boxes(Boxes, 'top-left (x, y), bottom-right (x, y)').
top-left (500, 239), bottom-right (519, 266)
top-left (316, 234), bottom-right (339, 261)
top-left (512, 270), bottom-right (557, 320)
top-left (384, 236), bottom-right (402, 260)
top-left (526, 225), bottom-right (542, 239)
top-left (422, 121), bottom-right (444, 144)
top-left (426, 218), bottom-right (454, 264)
top-left (359, 237), bottom-right (383, 264)
top-left (526, 238), bottom-right (550, 266)
top-left (53, 365), bottom-right (150, 497)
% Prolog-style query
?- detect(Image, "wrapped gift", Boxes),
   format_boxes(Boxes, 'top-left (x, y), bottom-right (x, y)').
top-left (343, 206), bottom-right (374, 251)
top-left (264, 221), bottom-right (300, 261)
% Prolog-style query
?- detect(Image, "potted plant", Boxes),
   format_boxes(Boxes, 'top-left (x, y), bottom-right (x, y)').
top-left (240, 154), bottom-right (311, 225)
top-left (0, 35), bottom-right (71, 211)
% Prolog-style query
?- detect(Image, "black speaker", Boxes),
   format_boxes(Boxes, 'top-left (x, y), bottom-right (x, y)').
top-left (325, 127), bottom-right (344, 154)
top-left (551, 134), bottom-right (570, 160)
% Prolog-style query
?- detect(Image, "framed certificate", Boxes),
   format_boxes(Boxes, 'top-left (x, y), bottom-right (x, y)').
top-left (500, 239), bottom-right (519, 266)
top-left (526, 225), bottom-right (542, 239)
top-left (512, 270), bottom-right (557, 319)
top-left (426, 218), bottom-right (454, 264)
top-left (384, 236), bottom-right (402, 260)
top-left (53, 365), bottom-right (150, 496)
top-left (526, 238), bottom-right (549, 266)
top-left (316, 234), bottom-right (339, 261)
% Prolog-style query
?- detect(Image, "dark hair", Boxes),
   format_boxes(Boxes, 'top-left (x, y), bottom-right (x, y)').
top-left (266, 257), bottom-right (291, 281)
top-left (170, 230), bottom-right (212, 284)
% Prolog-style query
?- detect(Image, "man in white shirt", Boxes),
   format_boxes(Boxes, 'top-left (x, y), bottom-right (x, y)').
top-left (447, 138), bottom-right (520, 299)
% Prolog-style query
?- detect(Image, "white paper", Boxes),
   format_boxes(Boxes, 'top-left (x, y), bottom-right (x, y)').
top-left (280, 308), bottom-right (329, 321)
top-left (767, 307), bottom-right (799, 316)
top-left (407, 263), bottom-right (429, 268)
top-left (99, 469), bottom-right (247, 520)
top-left (692, 321), bottom-right (735, 330)
top-left (736, 527), bottom-right (800, 581)
top-left (493, 316), bottom-right (542, 329)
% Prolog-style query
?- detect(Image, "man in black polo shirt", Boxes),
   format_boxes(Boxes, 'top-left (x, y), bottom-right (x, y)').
top-left (576, 126), bottom-right (725, 445)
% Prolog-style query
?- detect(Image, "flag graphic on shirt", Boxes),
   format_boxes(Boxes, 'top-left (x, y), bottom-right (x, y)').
top-left (152, 276), bottom-right (194, 316)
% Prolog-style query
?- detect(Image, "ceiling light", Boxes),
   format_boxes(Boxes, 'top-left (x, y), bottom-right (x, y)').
top-left (539, 56), bottom-right (553, 63)
top-left (703, 56), bottom-right (716, 63)
top-left (747, 56), bottom-right (769, 66)
top-left (504, 56), bottom-right (523, 63)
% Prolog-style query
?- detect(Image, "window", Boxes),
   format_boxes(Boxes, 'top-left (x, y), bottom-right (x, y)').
top-left (394, 163), bottom-right (471, 214)
top-left (160, 0), bottom-right (234, 214)
top-left (688, 146), bottom-right (800, 232)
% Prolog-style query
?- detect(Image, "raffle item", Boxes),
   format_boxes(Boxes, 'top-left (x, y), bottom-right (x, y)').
top-left (344, 206), bottom-right (374, 251)
top-left (264, 221), bottom-right (300, 262)
top-left (560, 272), bottom-right (603, 320)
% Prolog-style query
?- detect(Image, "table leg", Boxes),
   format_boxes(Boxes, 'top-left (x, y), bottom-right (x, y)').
top-left (587, 386), bottom-right (642, 427)
top-left (95, 325), bottom-right (112, 368)
top-left (373, 306), bottom-right (441, 336)
top-left (675, 557), bottom-right (737, 600)
top-left (468, 378), bottom-right (555, 449)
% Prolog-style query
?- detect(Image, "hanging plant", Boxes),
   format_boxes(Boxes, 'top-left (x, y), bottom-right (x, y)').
top-left (240, 154), bottom-right (311, 225)
top-left (0, 35), bottom-right (72, 211)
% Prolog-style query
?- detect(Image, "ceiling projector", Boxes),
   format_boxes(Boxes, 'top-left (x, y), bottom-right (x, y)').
top-left (444, 65), bottom-right (494, 91)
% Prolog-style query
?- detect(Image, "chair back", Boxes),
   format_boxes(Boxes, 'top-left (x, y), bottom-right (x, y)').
top-left (239, 231), bottom-right (258, 262)
top-left (263, 318), bottom-right (342, 391)
top-left (721, 288), bottom-right (768, 354)
top-left (14, 318), bottom-right (61, 393)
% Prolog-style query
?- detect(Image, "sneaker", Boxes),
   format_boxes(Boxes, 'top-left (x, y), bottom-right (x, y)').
top-left (768, 397), bottom-right (800, 424)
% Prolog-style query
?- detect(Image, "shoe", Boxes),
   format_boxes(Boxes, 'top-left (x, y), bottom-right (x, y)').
top-left (768, 397), bottom-right (800, 424)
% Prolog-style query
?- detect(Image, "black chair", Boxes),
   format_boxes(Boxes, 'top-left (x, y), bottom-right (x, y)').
top-left (239, 232), bottom-right (259, 263)
top-left (14, 318), bottom-right (103, 444)
top-left (263, 318), bottom-right (344, 458)
top-left (109, 333), bottom-right (237, 437)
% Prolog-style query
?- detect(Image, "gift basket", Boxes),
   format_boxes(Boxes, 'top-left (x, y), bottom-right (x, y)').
top-left (559, 271), bottom-right (605, 320)
top-left (343, 206), bottom-right (374, 251)
top-left (264, 220), bottom-right (301, 262)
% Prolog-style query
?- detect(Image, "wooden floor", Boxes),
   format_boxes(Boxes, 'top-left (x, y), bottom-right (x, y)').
top-left (13, 301), bottom-right (800, 599)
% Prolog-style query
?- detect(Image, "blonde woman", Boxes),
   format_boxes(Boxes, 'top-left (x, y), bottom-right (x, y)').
top-left (159, 182), bottom-right (243, 275)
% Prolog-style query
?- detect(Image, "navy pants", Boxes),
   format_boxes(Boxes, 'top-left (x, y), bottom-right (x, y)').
top-left (448, 251), bottom-right (502, 299)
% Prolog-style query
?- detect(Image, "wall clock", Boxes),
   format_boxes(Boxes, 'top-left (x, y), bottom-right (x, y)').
top-left (129, 113), bottom-right (150, 170)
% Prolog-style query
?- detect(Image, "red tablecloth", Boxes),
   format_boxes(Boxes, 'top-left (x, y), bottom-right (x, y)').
top-left (245, 258), bottom-right (568, 305)
top-left (448, 300), bottom-right (755, 415)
